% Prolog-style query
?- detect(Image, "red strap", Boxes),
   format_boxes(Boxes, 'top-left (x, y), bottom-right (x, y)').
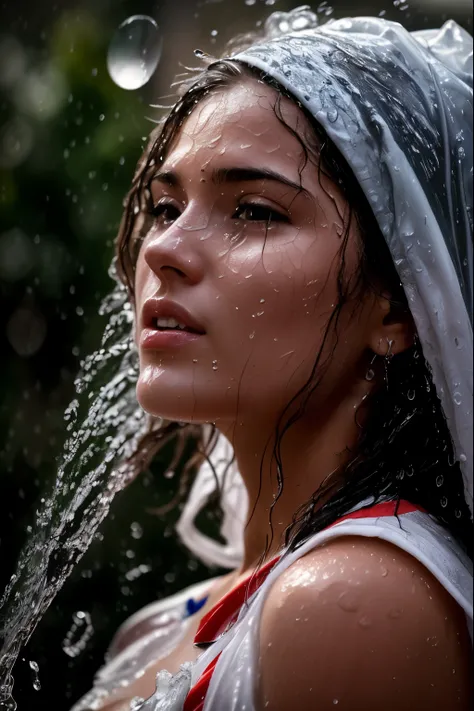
top-left (183, 654), bottom-right (221, 711)
top-left (194, 554), bottom-right (280, 646)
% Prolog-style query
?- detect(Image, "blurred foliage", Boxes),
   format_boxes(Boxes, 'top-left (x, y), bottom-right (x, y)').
top-left (0, 0), bottom-right (471, 709)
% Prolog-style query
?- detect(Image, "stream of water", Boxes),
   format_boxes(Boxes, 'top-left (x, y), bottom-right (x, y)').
top-left (0, 268), bottom-right (147, 710)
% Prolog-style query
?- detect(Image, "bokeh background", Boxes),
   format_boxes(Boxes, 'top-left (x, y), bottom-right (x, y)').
top-left (0, 0), bottom-right (471, 708)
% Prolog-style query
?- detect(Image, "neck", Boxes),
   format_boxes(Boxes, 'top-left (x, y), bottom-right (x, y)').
top-left (220, 378), bottom-right (372, 574)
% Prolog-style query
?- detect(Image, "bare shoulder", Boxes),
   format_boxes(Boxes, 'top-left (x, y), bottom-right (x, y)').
top-left (257, 536), bottom-right (472, 711)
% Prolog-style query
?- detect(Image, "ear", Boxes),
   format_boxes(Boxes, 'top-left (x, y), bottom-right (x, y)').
top-left (368, 294), bottom-right (415, 357)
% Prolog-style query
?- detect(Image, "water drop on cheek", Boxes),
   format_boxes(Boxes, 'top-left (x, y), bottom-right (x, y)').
top-left (212, 360), bottom-right (218, 371)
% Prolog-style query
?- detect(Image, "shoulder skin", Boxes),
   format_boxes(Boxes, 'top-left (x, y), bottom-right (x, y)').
top-left (257, 536), bottom-right (472, 711)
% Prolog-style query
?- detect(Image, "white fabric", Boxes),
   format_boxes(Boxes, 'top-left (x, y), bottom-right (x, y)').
top-left (195, 509), bottom-right (473, 711)
top-left (175, 13), bottom-right (473, 571)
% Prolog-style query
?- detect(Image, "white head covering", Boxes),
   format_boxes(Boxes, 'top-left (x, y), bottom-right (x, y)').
top-left (176, 10), bottom-right (473, 568)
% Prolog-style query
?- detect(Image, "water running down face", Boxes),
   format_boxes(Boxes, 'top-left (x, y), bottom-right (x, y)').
top-left (134, 81), bottom-right (411, 438)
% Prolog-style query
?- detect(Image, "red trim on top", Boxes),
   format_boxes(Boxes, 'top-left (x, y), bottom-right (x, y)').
top-left (185, 499), bottom-right (424, 711)
top-left (194, 554), bottom-right (280, 647)
top-left (330, 499), bottom-right (425, 526)
top-left (183, 655), bottom-right (221, 711)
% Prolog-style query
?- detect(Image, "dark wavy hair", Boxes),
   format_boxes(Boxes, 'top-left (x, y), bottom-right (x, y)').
top-left (114, 36), bottom-right (472, 561)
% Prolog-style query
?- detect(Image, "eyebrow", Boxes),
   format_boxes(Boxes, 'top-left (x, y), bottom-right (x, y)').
top-left (151, 166), bottom-right (309, 196)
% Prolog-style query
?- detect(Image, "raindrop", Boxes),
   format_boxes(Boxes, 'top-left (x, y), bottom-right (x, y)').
top-left (130, 522), bottom-right (143, 539)
top-left (333, 701), bottom-right (339, 706)
top-left (453, 392), bottom-right (462, 405)
top-left (365, 368), bottom-right (375, 382)
top-left (62, 610), bottom-right (94, 658)
top-left (407, 389), bottom-right (415, 401)
top-left (436, 475), bottom-right (444, 488)
top-left (440, 496), bottom-right (448, 508)
top-left (459, 453), bottom-right (467, 463)
top-left (212, 360), bottom-right (218, 371)
top-left (29, 660), bottom-right (41, 691)
top-left (249, 331), bottom-right (255, 340)
top-left (107, 15), bottom-right (162, 91)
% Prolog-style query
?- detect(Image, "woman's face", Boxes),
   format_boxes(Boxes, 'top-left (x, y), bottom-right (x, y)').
top-left (134, 81), bottom-right (379, 431)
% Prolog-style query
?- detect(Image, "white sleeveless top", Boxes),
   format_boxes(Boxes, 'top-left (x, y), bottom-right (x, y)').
top-left (72, 505), bottom-right (473, 711)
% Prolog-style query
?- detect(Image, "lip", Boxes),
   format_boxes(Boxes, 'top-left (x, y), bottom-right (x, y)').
top-left (140, 328), bottom-right (202, 350)
top-left (140, 298), bottom-right (205, 351)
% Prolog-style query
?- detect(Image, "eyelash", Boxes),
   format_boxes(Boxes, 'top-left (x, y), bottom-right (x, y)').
top-left (148, 199), bottom-right (290, 224)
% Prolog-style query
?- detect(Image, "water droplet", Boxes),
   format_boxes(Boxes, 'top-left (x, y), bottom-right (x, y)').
top-left (388, 607), bottom-right (403, 619)
top-left (453, 392), bottom-right (462, 405)
top-left (107, 15), bottom-right (162, 91)
top-left (440, 496), bottom-right (448, 508)
top-left (365, 368), bottom-right (375, 381)
top-left (436, 474), bottom-right (444, 488)
top-left (407, 389), bottom-right (415, 401)
top-left (358, 615), bottom-right (372, 629)
top-left (28, 660), bottom-right (41, 691)
top-left (327, 109), bottom-right (338, 123)
top-left (130, 522), bottom-right (143, 539)
top-left (192, 358), bottom-right (198, 364)
top-left (381, 566), bottom-right (388, 577)
top-left (249, 331), bottom-right (255, 340)
top-left (245, 0), bottom-right (256, 4)
top-left (212, 360), bottom-right (218, 371)
top-left (333, 700), bottom-right (339, 705)
top-left (337, 590), bottom-right (360, 612)
top-left (259, 298), bottom-right (265, 304)
top-left (62, 610), bottom-right (94, 657)
top-left (459, 453), bottom-right (467, 463)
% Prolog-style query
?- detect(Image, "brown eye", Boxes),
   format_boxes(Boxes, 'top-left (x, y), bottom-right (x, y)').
top-left (234, 203), bottom-right (289, 223)
top-left (150, 200), bottom-right (182, 224)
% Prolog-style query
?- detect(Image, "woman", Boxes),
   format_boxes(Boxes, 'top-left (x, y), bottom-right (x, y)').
top-left (73, 7), bottom-right (473, 711)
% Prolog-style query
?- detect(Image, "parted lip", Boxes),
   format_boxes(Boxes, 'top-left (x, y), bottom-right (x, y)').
top-left (142, 298), bottom-right (206, 334)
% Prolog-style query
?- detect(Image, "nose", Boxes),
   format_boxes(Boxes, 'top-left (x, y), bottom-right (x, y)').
top-left (143, 224), bottom-right (204, 287)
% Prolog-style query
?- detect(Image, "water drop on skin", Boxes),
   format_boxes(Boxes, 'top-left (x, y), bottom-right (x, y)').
top-left (107, 15), bottom-right (162, 90)
top-left (337, 590), bottom-right (360, 612)
top-left (212, 360), bottom-right (218, 371)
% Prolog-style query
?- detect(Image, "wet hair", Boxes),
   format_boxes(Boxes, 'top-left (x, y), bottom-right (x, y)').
top-left (115, 39), bottom-right (472, 559)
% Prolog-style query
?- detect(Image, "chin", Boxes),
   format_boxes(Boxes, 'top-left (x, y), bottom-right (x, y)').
top-left (135, 365), bottom-right (227, 423)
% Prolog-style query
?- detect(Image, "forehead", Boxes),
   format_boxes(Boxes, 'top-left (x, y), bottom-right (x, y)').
top-left (164, 81), bottom-right (312, 169)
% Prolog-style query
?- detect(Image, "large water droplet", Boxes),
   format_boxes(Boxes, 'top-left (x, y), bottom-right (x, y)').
top-left (107, 16), bottom-right (162, 91)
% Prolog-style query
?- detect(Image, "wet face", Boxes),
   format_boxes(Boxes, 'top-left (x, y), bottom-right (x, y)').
top-left (134, 81), bottom-right (379, 432)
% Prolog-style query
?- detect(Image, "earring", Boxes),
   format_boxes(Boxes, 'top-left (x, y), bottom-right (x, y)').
top-left (384, 339), bottom-right (394, 385)
top-left (365, 353), bottom-right (377, 381)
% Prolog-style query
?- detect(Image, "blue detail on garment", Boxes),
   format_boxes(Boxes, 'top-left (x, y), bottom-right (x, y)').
top-left (184, 595), bottom-right (209, 619)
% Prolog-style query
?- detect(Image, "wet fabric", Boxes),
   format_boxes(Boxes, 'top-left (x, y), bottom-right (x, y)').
top-left (194, 505), bottom-right (473, 711)
top-left (176, 14), bottom-right (473, 570)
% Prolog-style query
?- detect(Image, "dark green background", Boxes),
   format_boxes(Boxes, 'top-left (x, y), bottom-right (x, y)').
top-left (0, 0), bottom-right (471, 708)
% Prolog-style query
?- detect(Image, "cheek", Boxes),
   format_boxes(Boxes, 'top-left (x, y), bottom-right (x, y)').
top-left (220, 232), bottom-right (341, 364)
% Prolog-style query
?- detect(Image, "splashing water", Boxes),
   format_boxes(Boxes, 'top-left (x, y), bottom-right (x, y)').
top-left (0, 266), bottom-right (148, 709)
top-left (107, 15), bottom-right (162, 91)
